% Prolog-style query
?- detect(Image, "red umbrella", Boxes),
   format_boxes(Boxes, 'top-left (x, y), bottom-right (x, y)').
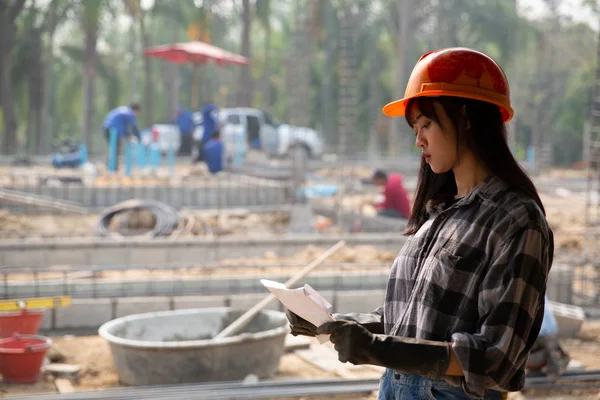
top-left (144, 41), bottom-right (249, 108)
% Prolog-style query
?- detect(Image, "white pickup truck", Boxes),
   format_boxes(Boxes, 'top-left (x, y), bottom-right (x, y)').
top-left (148, 108), bottom-right (325, 163)
top-left (219, 108), bottom-right (325, 160)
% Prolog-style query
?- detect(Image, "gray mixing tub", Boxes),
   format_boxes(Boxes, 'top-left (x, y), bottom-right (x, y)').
top-left (98, 307), bottom-right (288, 385)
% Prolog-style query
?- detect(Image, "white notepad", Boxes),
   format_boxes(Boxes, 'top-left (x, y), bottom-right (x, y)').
top-left (261, 279), bottom-right (334, 343)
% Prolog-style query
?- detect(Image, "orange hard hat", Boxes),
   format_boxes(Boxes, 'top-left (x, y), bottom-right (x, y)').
top-left (382, 47), bottom-right (514, 122)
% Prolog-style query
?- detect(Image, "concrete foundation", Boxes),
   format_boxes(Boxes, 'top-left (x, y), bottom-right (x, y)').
top-left (98, 308), bottom-right (288, 385)
top-left (38, 291), bottom-right (387, 331)
top-left (0, 234), bottom-right (406, 269)
top-left (2, 180), bottom-right (290, 211)
top-left (3, 271), bottom-right (389, 299)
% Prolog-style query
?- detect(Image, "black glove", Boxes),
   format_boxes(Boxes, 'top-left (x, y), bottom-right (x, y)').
top-left (285, 309), bottom-right (317, 337)
top-left (285, 310), bottom-right (385, 337)
top-left (317, 320), bottom-right (451, 379)
top-left (332, 312), bottom-right (384, 335)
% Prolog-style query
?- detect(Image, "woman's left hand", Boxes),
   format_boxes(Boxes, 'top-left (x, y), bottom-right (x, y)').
top-left (317, 320), bottom-right (374, 364)
top-left (317, 320), bottom-right (452, 379)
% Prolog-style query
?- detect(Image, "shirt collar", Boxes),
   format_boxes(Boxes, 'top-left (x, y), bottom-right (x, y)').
top-left (461, 175), bottom-right (509, 205)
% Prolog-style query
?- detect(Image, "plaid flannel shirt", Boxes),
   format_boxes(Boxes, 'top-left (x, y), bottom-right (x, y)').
top-left (378, 175), bottom-right (553, 398)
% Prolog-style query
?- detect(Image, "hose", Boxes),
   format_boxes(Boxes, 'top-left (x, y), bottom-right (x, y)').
top-left (94, 199), bottom-right (181, 239)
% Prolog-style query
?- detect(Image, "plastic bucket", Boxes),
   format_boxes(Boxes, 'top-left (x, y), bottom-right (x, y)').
top-left (0, 334), bottom-right (52, 383)
top-left (0, 310), bottom-right (45, 338)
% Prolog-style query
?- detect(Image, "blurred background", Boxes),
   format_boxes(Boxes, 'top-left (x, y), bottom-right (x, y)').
top-left (1, 0), bottom-right (600, 399)
top-left (0, 0), bottom-right (596, 164)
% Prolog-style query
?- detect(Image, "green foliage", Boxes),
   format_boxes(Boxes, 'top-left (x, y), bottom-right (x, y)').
top-left (2, 0), bottom-right (598, 163)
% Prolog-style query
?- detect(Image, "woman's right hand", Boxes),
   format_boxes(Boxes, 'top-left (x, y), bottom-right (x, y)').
top-left (285, 309), bottom-right (317, 337)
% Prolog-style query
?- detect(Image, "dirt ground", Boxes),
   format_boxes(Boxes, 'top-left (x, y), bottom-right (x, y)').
top-left (0, 209), bottom-right (290, 240)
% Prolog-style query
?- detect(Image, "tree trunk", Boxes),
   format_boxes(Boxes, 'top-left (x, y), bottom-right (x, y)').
top-left (237, 0), bottom-right (252, 106)
top-left (26, 32), bottom-right (44, 154)
top-left (388, 0), bottom-right (409, 156)
top-left (262, 17), bottom-right (271, 108)
top-left (321, 0), bottom-right (333, 148)
top-left (140, 12), bottom-right (153, 126)
top-left (127, 23), bottom-right (137, 103)
top-left (42, 14), bottom-right (57, 154)
top-left (82, 26), bottom-right (98, 151)
top-left (0, 0), bottom-right (26, 154)
top-left (164, 21), bottom-right (178, 115)
top-left (368, 44), bottom-right (381, 159)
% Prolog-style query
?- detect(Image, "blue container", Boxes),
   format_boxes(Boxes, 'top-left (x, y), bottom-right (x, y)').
top-left (124, 141), bottom-right (134, 177)
top-left (108, 128), bottom-right (118, 173)
top-left (150, 143), bottom-right (161, 169)
top-left (137, 143), bottom-right (147, 169)
top-left (167, 144), bottom-right (175, 176)
top-left (79, 143), bottom-right (88, 165)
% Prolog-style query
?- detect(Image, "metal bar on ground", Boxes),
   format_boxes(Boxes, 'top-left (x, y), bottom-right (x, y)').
top-left (0, 188), bottom-right (88, 214)
top-left (4, 377), bottom-right (380, 400)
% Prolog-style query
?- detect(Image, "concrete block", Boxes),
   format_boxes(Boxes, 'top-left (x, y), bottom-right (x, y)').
top-left (89, 248), bottom-right (130, 265)
top-left (334, 290), bottom-right (385, 314)
top-left (547, 263), bottom-right (573, 304)
top-left (40, 309), bottom-right (53, 330)
top-left (173, 295), bottom-right (226, 310)
top-left (115, 296), bottom-right (171, 318)
top-left (3, 249), bottom-right (46, 268)
top-left (549, 301), bottom-right (585, 338)
top-left (227, 294), bottom-right (281, 312)
top-left (129, 247), bottom-right (169, 266)
top-left (46, 249), bottom-right (88, 266)
top-left (168, 245), bottom-right (217, 265)
top-left (55, 299), bottom-right (112, 329)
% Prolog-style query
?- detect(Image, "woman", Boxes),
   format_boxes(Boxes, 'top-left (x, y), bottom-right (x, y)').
top-left (286, 48), bottom-right (553, 399)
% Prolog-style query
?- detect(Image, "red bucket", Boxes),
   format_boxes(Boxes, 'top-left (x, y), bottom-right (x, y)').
top-left (0, 310), bottom-right (45, 338)
top-left (0, 334), bottom-right (52, 383)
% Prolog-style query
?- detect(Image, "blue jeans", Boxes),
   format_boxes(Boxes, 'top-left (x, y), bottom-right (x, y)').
top-left (376, 369), bottom-right (504, 400)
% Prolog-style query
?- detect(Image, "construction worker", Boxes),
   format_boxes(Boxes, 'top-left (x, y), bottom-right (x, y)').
top-left (287, 48), bottom-right (553, 399)
top-left (102, 103), bottom-right (140, 170)
top-left (173, 106), bottom-right (195, 156)
top-left (371, 169), bottom-right (411, 219)
top-left (195, 103), bottom-right (219, 163)
top-left (204, 129), bottom-right (224, 175)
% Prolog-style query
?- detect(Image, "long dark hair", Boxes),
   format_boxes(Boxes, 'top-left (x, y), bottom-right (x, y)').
top-left (404, 96), bottom-right (545, 235)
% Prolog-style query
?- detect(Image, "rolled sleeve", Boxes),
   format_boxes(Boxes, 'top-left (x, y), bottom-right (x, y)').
top-left (450, 223), bottom-right (551, 398)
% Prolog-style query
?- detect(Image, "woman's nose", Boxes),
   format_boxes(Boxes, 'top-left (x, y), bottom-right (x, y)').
top-left (415, 132), bottom-right (424, 149)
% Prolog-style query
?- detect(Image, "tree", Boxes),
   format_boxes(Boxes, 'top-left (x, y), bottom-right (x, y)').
top-left (123, 0), bottom-right (154, 126)
top-left (0, 0), bottom-right (26, 153)
top-left (256, 0), bottom-right (271, 108)
top-left (78, 0), bottom-right (104, 151)
top-left (236, 0), bottom-right (253, 106)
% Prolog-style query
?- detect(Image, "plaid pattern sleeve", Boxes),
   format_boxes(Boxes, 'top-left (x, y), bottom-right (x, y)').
top-left (451, 220), bottom-right (551, 397)
top-left (383, 176), bottom-right (553, 399)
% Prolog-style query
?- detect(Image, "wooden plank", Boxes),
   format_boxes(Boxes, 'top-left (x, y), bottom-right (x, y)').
top-left (284, 334), bottom-right (313, 353)
top-left (54, 378), bottom-right (75, 393)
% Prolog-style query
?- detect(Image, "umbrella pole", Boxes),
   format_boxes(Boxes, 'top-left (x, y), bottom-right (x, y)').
top-left (192, 64), bottom-right (199, 110)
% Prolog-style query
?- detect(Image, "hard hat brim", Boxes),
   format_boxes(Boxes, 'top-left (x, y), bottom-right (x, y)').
top-left (382, 91), bottom-right (514, 123)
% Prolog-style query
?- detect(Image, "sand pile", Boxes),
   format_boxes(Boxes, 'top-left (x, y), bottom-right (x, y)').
top-left (219, 245), bottom-right (397, 267)
top-left (313, 166), bottom-right (374, 180)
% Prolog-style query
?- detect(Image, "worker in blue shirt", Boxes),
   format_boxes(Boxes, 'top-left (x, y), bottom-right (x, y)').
top-left (204, 129), bottom-right (224, 174)
top-left (195, 103), bottom-right (219, 163)
top-left (103, 103), bottom-right (140, 170)
top-left (173, 106), bottom-right (194, 156)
